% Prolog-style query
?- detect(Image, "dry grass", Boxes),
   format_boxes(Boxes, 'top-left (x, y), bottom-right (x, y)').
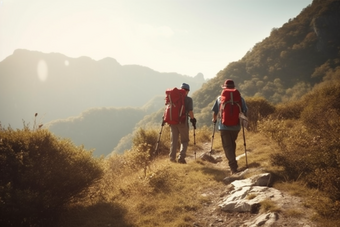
top-left (59, 127), bottom-right (340, 227)
top-left (259, 199), bottom-right (281, 213)
top-left (274, 181), bottom-right (340, 225)
top-left (60, 152), bottom-right (228, 227)
top-left (283, 208), bottom-right (304, 218)
top-left (119, 160), bottom-right (226, 226)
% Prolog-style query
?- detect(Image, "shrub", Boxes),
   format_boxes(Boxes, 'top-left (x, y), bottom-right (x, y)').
top-left (0, 126), bottom-right (103, 227)
top-left (271, 99), bottom-right (304, 120)
top-left (301, 82), bottom-right (340, 134)
top-left (245, 97), bottom-right (275, 132)
top-left (125, 143), bottom-right (152, 177)
top-left (299, 82), bottom-right (340, 200)
top-left (259, 82), bottom-right (340, 202)
top-left (147, 167), bottom-right (174, 193)
top-left (133, 127), bottom-right (170, 157)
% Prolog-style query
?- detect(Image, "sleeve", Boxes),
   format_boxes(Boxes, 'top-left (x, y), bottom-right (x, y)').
top-left (241, 97), bottom-right (248, 115)
top-left (211, 97), bottom-right (219, 114)
top-left (186, 96), bottom-right (193, 112)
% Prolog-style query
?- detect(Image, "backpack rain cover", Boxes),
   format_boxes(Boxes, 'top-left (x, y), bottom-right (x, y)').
top-left (163, 88), bottom-right (187, 125)
top-left (220, 88), bottom-right (242, 126)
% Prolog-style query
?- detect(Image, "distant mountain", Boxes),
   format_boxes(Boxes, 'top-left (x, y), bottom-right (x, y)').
top-left (45, 95), bottom-right (165, 157)
top-left (0, 49), bottom-right (206, 129)
top-left (0, 49), bottom-right (205, 157)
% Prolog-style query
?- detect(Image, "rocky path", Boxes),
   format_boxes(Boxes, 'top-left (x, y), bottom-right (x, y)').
top-left (186, 142), bottom-right (317, 227)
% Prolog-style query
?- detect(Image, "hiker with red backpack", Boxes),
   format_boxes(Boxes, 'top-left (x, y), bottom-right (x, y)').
top-left (165, 83), bottom-right (196, 164)
top-left (211, 79), bottom-right (248, 174)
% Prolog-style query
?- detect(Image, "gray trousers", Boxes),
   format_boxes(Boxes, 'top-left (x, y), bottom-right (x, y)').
top-left (169, 123), bottom-right (189, 160)
top-left (220, 130), bottom-right (240, 171)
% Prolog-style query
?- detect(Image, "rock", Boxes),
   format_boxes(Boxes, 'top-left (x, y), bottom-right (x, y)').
top-left (244, 212), bottom-right (279, 227)
top-left (250, 173), bottom-right (272, 186)
top-left (200, 152), bottom-right (222, 163)
top-left (219, 185), bottom-right (284, 213)
top-left (219, 173), bottom-right (283, 213)
top-left (223, 169), bottom-right (249, 184)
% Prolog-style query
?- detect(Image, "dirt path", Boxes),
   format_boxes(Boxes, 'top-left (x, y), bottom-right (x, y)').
top-left (185, 138), bottom-right (318, 227)
top-left (185, 142), bottom-right (254, 226)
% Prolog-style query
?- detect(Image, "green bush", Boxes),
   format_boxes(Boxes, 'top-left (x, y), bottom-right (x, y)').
top-left (0, 126), bottom-right (103, 227)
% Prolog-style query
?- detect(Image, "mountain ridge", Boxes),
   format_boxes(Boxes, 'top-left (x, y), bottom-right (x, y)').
top-left (0, 49), bottom-right (205, 128)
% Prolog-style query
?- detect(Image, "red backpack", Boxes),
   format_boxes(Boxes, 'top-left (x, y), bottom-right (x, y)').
top-left (220, 88), bottom-right (242, 126)
top-left (163, 87), bottom-right (187, 125)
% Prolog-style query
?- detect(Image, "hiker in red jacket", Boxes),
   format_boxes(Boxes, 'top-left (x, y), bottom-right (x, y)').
top-left (169, 83), bottom-right (196, 164)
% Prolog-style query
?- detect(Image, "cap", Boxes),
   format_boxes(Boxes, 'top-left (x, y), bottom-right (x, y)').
top-left (222, 79), bottom-right (235, 88)
top-left (181, 83), bottom-right (190, 91)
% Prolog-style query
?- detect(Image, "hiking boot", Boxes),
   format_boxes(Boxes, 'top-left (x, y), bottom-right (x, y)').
top-left (170, 158), bottom-right (177, 163)
top-left (177, 158), bottom-right (187, 164)
top-left (231, 169), bottom-right (240, 175)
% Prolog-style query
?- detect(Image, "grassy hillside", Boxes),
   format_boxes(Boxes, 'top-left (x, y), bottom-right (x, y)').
top-left (1, 78), bottom-right (340, 226)
top-left (62, 79), bottom-right (340, 226)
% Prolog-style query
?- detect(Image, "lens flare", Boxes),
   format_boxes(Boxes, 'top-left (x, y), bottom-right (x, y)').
top-left (37, 59), bottom-right (48, 82)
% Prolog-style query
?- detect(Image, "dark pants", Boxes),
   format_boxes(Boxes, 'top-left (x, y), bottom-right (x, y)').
top-left (220, 130), bottom-right (240, 171)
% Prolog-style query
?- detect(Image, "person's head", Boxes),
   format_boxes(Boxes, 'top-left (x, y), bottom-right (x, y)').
top-left (222, 79), bottom-right (235, 89)
top-left (181, 83), bottom-right (190, 92)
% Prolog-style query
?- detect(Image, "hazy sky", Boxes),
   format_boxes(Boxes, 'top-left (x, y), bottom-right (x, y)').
top-left (0, 0), bottom-right (312, 79)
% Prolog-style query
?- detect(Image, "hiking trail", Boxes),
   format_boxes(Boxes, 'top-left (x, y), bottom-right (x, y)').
top-left (183, 134), bottom-right (317, 227)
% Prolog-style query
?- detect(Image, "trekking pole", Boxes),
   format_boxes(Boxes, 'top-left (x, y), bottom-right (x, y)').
top-left (242, 123), bottom-right (248, 168)
top-left (240, 113), bottom-right (248, 168)
top-left (154, 120), bottom-right (165, 156)
top-left (193, 127), bottom-right (196, 159)
top-left (210, 122), bottom-right (216, 156)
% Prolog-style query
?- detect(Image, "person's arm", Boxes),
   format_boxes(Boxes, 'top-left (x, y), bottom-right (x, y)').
top-left (241, 97), bottom-right (248, 116)
top-left (189, 110), bottom-right (194, 120)
top-left (211, 97), bottom-right (219, 123)
top-left (212, 112), bottom-right (218, 123)
top-left (187, 97), bottom-right (196, 128)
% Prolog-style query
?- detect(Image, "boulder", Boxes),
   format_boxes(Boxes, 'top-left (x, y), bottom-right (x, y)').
top-left (218, 173), bottom-right (283, 213)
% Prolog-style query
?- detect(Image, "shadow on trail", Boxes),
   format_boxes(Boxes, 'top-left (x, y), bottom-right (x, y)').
top-left (199, 166), bottom-right (228, 182)
top-left (58, 201), bottom-right (135, 227)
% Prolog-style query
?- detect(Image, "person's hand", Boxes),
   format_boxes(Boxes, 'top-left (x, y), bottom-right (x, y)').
top-left (190, 118), bottom-right (197, 129)
top-left (212, 119), bottom-right (217, 124)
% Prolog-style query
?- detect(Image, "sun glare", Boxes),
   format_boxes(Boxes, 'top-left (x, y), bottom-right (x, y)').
top-left (37, 59), bottom-right (48, 82)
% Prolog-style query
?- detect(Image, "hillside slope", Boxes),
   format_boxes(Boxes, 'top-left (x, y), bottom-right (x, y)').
top-left (134, 0), bottom-right (340, 132)
top-left (46, 96), bottom-right (165, 157)
top-left (59, 132), bottom-right (327, 227)
top-left (192, 0), bottom-right (340, 126)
